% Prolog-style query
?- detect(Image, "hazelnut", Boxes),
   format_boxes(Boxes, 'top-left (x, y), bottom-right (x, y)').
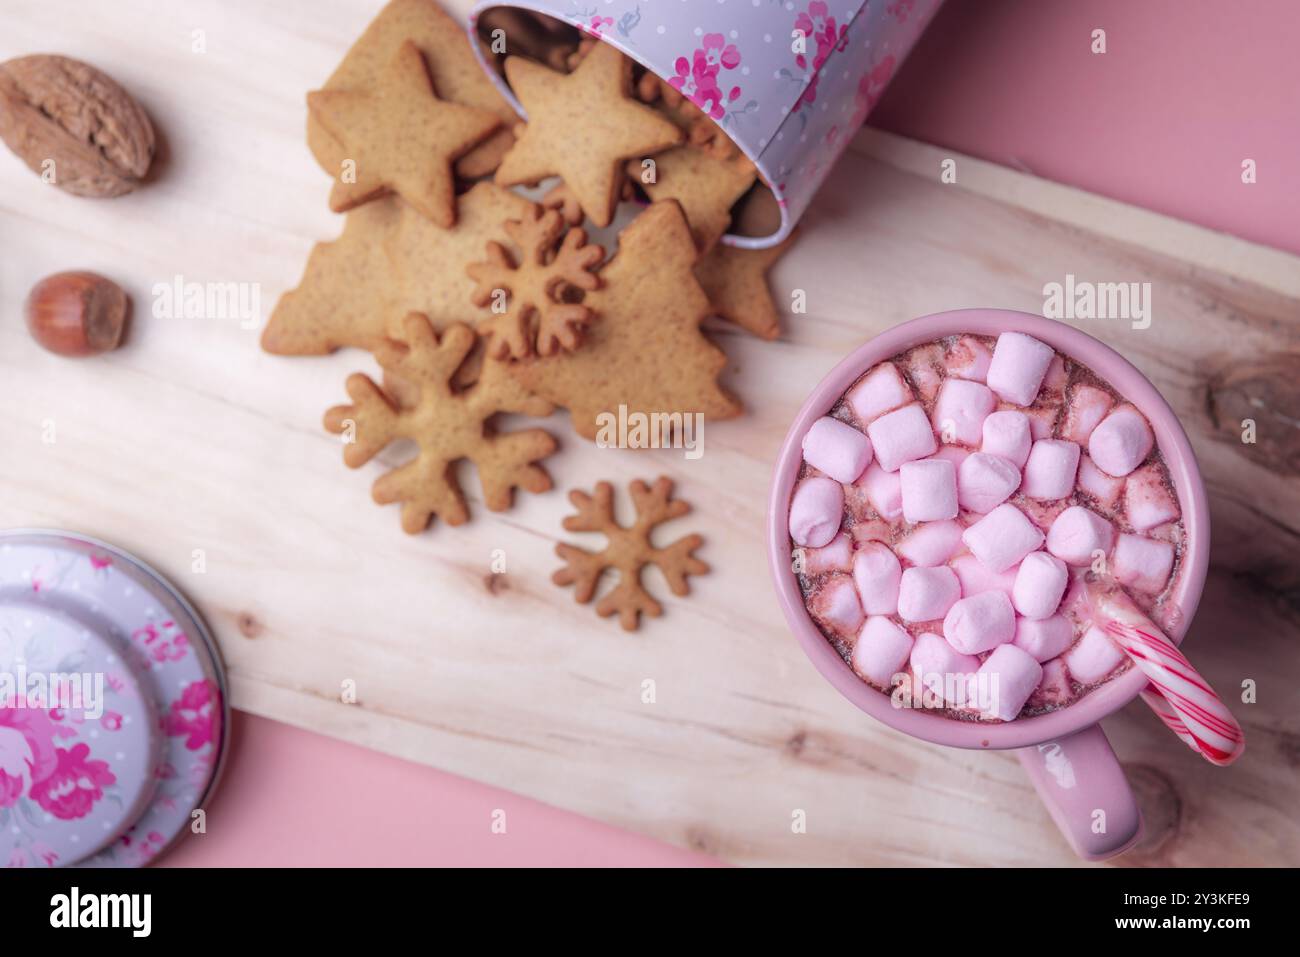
top-left (25, 271), bottom-right (129, 357)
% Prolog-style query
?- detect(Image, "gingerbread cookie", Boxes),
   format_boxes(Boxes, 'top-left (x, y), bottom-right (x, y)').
top-left (630, 146), bottom-right (756, 252)
top-left (695, 233), bottom-right (796, 341)
top-left (307, 0), bottom-right (518, 182)
top-left (540, 181), bottom-right (584, 226)
top-left (541, 179), bottom-right (635, 227)
top-left (564, 37), bottom-right (599, 72)
top-left (466, 204), bottom-right (604, 359)
top-left (637, 74), bottom-right (741, 160)
top-left (323, 313), bottom-right (556, 533)
top-left (729, 177), bottom-right (784, 238)
top-left (262, 200), bottom-right (402, 356)
top-left (263, 182), bottom-right (532, 355)
top-left (686, 114), bottom-right (744, 161)
top-left (383, 183), bottom-right (535, 339)
top-left (508, 200), bottom-right (742, 440)
top-left (554, 477), bottom-right (708, 631)
top-left (308, 41), bottom-right (501, 227)
top-left (634, 70), bottom-right (664, 105)
top-left (495, 42), bottom-right (682, 228)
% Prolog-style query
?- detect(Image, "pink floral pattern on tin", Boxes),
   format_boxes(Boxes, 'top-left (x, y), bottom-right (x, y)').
top-left (1, 533), bottom-right (226, 868)
top-left (1, 694), bottom-right (124, 829)
top-left (856, 53), bottom-right (897, 121)
top-left (29, 744), bottom-right (117, 820)
top-left (827, 52), bottom-right (898, 147)
top-left (792, 1), bottom-right (850, 112)
top-left (0, 701), bottom-right (61, 811)
top-left (165, 680), bottom-right (220, 752)
top-left (132, 620), bottom-right (190, 664)
top-left (581, 14), bottom-right (613, 37)
top-left (669, 33), bottom-right (745, 121)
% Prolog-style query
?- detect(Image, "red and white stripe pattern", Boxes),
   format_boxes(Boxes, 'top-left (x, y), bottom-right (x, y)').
top-left (1092, 586), bottom-right (1245, 766)
top-left (1139, 685), bottom-right (1203, 756)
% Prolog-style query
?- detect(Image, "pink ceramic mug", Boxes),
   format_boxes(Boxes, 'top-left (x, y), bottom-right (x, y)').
top-left (766, 308), bottom-right (1210, 860)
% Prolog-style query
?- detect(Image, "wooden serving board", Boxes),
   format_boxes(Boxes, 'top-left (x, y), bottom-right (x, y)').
top-left (2, 0), bottom-right (1297, 867)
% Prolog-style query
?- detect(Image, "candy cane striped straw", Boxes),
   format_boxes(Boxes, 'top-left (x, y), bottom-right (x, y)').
top-left (1139, 683), bottom-right (1203, 756)
top-left (1089, 583), bottom-right (1245, 767)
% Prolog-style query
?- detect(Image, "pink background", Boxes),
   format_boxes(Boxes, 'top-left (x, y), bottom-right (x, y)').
top-left (164, 0), bottom-right (1299, 867)
top-left (872, 0), bottom-right (1300, 256)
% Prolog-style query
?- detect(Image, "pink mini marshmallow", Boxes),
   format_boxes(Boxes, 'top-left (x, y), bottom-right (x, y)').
top-left (910, 631), bottom-right (980, 703)
top-left (801, 416), bottom-right (873, 483)
top-left (946, 336), bottom-right (993, 383)
top-left (852, 616), bottom-right (914, 688)
top-left (1077, 454), bottom-right (1124, 509)
top-left (853, 461), bottom-right (902, 522)
top-left (1064, 625), bottom-right (1127, 685)
top-left (974, 643), bottom-right (1043, 721)
top-left (1045, 505), bottom-right (1114, 566)
top-left (1089, 405), bottom-right (1154, 477)
top-left (807, 573), bottom-right (864, 638)
top-left (980, 410), bottom-right (1032, 467)
top-left (942, 589), bottom-right (1016, 654)
top-left (1013, 614), bottom-right (1075, 662)
top-left (897, 565), bottom-right (961, 622)
top-left (846, 362), bottom-right (913, 424)
top-left (957, 452), bottom-right (1021, 514)
top-left (962, 504), bottom-right (1044, 573)
top-left (1123, 463), bottom-right (1181, 532)
top-left (1112, 532), bottom-right (1175, 594)
top-left (895, 520), bottom-right (964, 567)
top-left (1024, 406), bottom-right (1056, 440)
top-left (931, 378), bottom-right (996, 447)
top-left (1028, 657), bottom-right (1073, 710)
top-left (1040, 354), bottom-right (1068, 397)
top-left (986, 332), bottom-right (1055, 406)
top-left (866, 403), bottom-right (938, 473)
top-left (802, 531), bottom-right (853, 575)
top-left (900, 459), bottom-right (958, 523)
top-left (852, 542), bottom-right (903, 616)
top-left (789, 476), bottom-right (844, 547)
top-left (1012, 551), bottom-right (1069, 619)
top-left (1062, 384), bottom-right (1114, 445)
top-left (1020, 439), bottom-right (1081, 501)
top-left (950, 554), bottom-right (1018, 600)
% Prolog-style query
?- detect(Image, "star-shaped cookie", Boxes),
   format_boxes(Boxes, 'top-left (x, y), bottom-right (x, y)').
top-left (306, 0), bottom-right (519, 182)
top-left (308, 40), bottom-right (501, 228)
top-left (495, 42), bottom-right (683, 228)
top-left (695, 233), bottom-right (796, 340)
top-left (631, 146), bottom-right (756, 252)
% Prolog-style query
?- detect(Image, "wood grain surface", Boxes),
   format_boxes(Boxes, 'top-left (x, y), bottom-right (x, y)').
top-left (1, 0), bottom-right (1296, 866)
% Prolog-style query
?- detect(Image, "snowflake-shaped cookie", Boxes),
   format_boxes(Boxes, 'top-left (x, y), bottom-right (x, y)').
top-left (324, 312), bottom-right (556, 533)
top-left (466, 204), bottom-right (603, 361)
top-left (553, 477), bottom-right (708, 631)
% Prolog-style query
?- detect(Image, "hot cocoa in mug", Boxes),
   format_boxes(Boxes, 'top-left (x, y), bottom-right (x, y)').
top-left (789, 328), bottom-right (1185, 721)
top-left (768, 309), bottom-right (1212, 860)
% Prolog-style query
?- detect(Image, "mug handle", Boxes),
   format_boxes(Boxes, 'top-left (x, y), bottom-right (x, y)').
top-left (1015, 723), bottom-right (1143, 861)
